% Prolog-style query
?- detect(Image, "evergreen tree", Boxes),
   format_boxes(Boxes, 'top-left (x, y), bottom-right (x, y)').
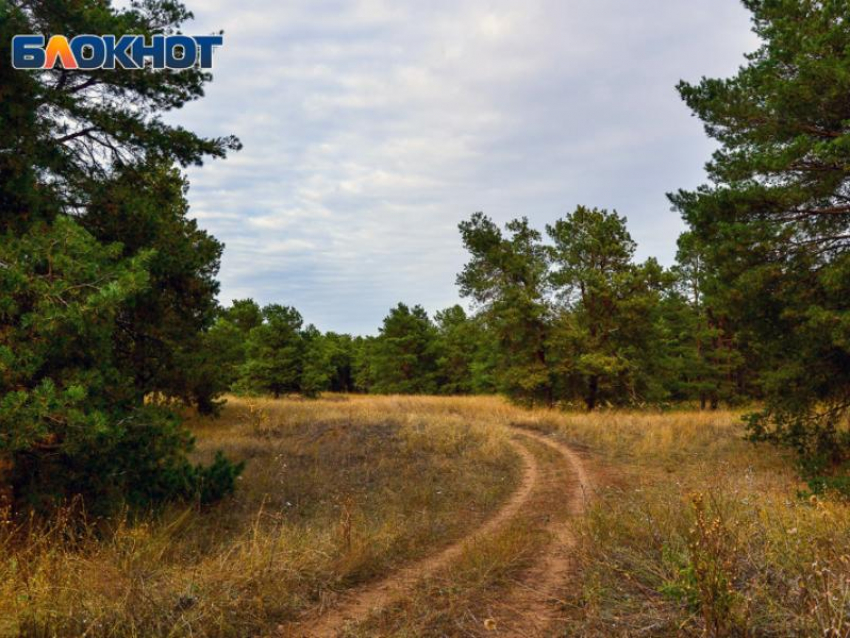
top-left (0, 0), bottom-right (239, 224)
top-left (224, 299), bottom-right (264, 335)
top-left (547, 207), bottom-right (667, 409)
top-left (433, 305), bottom-right (479, 395)
top-left (458, 213), bottom-right (553, 406)
top-left (671, 0), bottom-right (850, 461)
top-left (300, 325), bottom-right (335, 398)
top-left (323, 332), bottom-right (357, 393)
top-left (193, 317), bottom-right (245, 411)
top-left (670, 233), bottom-right (747, 409)
top-left (240, 305), bottom-right (305, 399)
top-left (0, 218), bottom-right (241, 510)
top-left (84, 162), bottom-right (225, 413)
top-left (654, 288), bottom-right (704, 404)
top-left (370, 304), bottom-right (439, 394)
top-left (0, 0), bottom-right (241, 511)
top-left (352, 336), bottom-right (378, 393)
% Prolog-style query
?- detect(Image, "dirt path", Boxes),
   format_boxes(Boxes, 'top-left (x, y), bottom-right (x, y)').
top-left (485, 428), bottom-right (593, 637)
top-left (288, 427), bottom-right (591, 638)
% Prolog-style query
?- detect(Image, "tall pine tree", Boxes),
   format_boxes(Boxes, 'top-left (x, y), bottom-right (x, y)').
top-left (457, 213), bottom-right (554, 406)
top-left (0, 0), bottom-right (241, 511)
top-left (547, 207), bottom-right (666, 409)
top-left (671, 0), bottom-right (850, 462)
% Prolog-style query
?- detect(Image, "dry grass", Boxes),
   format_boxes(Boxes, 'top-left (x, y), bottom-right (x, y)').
top-left (509, 408), bottom-right (850, 637)
top-left (328, 403), bottom-right (850, 636)
top-left (0, 395), bottom-right (520, 637)
top-left (2, 397), bottom-right (849, 637)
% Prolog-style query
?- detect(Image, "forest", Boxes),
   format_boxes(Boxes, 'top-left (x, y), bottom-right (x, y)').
top-left (2, 0), bottom-right (848, 527)
top-left (1, 0), bottom-right (850, 636)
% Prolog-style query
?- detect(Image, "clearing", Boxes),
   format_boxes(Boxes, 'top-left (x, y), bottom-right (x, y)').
top-left (3, 396), bottom-right (849, 637)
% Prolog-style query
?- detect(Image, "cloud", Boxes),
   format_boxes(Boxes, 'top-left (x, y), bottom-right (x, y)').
top-left (168, 0), bottom-right (759, 334)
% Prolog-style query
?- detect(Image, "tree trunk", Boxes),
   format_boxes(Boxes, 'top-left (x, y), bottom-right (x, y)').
top-left (535, 346), bottom-right (554, 408)
top-left (586, 375), bottom-right (599, 411)
top-left (0, 453), bottom-right (13, 517)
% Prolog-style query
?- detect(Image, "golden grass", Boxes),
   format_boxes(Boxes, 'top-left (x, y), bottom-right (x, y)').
top-left (312, 401), bottom-right (850, 637)
top-left (507, 407), bottom-right (850, 637)
top-left (2, 396), bottom-right (848, 637)
top-left (0, 395), bottom-right (521, 637)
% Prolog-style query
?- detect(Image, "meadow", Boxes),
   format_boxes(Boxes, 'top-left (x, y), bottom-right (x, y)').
top-left (2, 395), bottom-right (848, 637)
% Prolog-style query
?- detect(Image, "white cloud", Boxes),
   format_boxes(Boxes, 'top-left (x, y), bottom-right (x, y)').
top-left (168, 0), bottom-right (759, 334)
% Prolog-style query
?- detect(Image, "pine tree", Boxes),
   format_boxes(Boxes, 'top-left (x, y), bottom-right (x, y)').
top-left (668, 233), bottom-right (746, 409)
top-left (300, 326), bottom-right (335, 398)
top-left (433, 305), bottom-right (483, 395)
top-left (323, 332), bottom-right (357, 393)
top-left (84, 162), bottom-right (226, 413)
top-left (547, 207), bottom-right (666, 409)
top-left (240, 306), bottom-right (305, 399)
top-left (0, 0), bottom-right (241, 511)
top-left (370, 304), bottom-right (439, 394)
top-left (224, 299), bottom-right (264, 335)
top-left (457, 213), bottom-right (553, 406)
top-left (670, 0), bottom-right (850, 461)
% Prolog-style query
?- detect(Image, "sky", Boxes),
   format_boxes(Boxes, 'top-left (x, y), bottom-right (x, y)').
top-left (169, 0), bottom-right (760, 335)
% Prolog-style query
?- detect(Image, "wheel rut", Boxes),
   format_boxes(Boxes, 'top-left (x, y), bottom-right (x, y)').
top-left (285, 426), bottom-right (592, 638)
top-left (484, 428), bottom-right (592, 637)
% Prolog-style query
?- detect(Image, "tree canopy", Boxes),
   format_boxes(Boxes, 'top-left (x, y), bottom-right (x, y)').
top-left (0, 0), bottom-right (241, 513)
top-left (671, 0), bottom-right (850, 463)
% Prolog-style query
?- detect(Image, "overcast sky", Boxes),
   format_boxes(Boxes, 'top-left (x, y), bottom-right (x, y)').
top-left (170, 0), bottom-right (759, 335)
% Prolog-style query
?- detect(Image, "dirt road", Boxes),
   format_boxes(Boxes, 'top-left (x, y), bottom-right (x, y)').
top-left (289, 426), bottom-right (592, 637)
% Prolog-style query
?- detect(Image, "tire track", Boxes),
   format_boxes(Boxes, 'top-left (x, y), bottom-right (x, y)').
top-left (485, 428), bottom-right (592, 637)
top-left (287, 427), bottom-right (591, 638)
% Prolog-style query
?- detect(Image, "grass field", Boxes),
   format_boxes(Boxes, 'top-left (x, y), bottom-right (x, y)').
top-left (518, 409), bottom-right (850, 637)
top-left (2, 395), bottom-right (849, 637)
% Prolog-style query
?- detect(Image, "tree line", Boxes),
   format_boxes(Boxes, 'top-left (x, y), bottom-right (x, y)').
top-left (213, 206), bottom-right (750, 412)
top-left (208, 0), bottom-right (850, 491)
